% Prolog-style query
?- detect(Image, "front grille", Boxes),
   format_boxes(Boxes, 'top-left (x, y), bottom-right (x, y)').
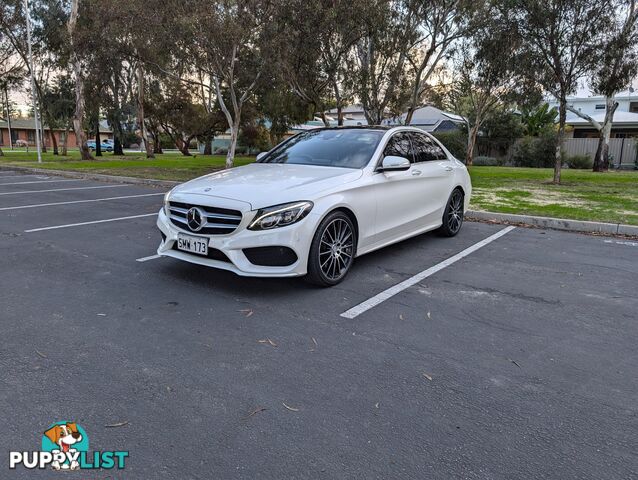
top-left (168, 201), bottom-right (242, 235)
top-left (171, 243), bottom-right (231, 263)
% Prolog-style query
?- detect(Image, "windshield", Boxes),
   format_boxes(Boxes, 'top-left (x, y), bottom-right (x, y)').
top-left (258, 129), bottom-right (385, 169)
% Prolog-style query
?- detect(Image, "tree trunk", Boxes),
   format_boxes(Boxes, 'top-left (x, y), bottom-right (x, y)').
top-left (3, 86), bottom-right (13, 149)
top-left (62, 124), bottom-right (69, 156)
top-left (226, 123), bottom-right (239, 169)
top-left (68, 0), bottom-right (91, 161)
top-left (203, 137), bottom-right (212, 155)
top-left (466, 124), bottom-right (479, 166)
top-left (319, 111), bottom-right (331, 127)
top-left (50, 129), bottom-right (58, 155)
top-left (137, 65), bottom-right (154, 158)
top-left (114, 135), bottom-right (123, 155)
top-left (593, 97), bottom-right (617, 172)
top-left (554, 97), bottom-right (566, 184)
top-left (95, 117), bottom-right (102, 156)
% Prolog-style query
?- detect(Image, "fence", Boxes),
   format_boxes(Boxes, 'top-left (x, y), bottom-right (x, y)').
top-left (562, 138), bottom-right (638, 168)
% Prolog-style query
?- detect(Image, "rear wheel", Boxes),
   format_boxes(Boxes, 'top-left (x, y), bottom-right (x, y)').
top-left (306, 211), bottom-right (356, 287)
top-left (438, 189), bottom-right (464, 237)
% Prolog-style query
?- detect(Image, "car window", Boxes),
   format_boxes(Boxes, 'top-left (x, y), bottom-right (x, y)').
top-left (383, 132), bottom-right (414, 163)
top-left (409, 132), bottom-right (447, 162)
top-left (259, 129), bottom-right (385, 169)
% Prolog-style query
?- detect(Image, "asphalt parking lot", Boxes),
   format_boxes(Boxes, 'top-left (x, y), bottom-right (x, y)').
top-left (1, 170), bottom-right (636, 479)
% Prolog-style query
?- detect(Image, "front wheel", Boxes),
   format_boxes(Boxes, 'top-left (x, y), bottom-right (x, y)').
top-left (306, 211), bottom-right (356, 287)
top-left (438, 189), bottom-right (464, 237)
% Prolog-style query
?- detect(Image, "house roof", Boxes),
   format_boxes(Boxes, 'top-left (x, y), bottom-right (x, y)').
top-left (566, 111), bottom-right (638, 126)
top-left (383, 106), bottom-right (465, 132)
top-left (0, 118), bottom-right (113, 133)
top-left (326, 104), bottom-right (366, 115)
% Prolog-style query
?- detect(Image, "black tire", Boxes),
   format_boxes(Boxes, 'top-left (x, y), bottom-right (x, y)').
top-left (437, 188), bottom-right (464, 237)
top-left (305, 211), bottom-right (356, 287)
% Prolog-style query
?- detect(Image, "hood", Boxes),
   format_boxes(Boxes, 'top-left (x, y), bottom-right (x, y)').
top-left (171, 163), bottom-right (363, 210)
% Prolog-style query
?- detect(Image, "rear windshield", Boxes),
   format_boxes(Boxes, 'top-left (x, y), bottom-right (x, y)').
top-left (258, 129), bottom-right (385, 169)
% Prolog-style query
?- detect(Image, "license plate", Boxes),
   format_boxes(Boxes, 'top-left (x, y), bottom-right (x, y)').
top-left (177, 234), bottom-right (208, 256)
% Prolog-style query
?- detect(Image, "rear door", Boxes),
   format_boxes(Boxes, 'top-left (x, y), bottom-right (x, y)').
top-left (407, 131), bottom-right (455, 226)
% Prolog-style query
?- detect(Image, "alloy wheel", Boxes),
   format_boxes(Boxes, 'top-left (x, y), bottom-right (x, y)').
top-left (447, 190), bottom-right (463, 234)
top-left (318, 218), bottom-right (354, 281)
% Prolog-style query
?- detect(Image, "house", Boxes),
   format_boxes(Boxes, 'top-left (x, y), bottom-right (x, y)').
top-left (0, 118), bottom-right (113, 148)
top-left (383, 105), bottom-right (465, 132)
top-left (325, 104), bottom-right (368, 125)
top-left (548, 89), bottom-right (638, 138)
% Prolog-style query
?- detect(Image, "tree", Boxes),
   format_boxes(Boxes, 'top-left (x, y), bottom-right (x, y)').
top-left (404, 0), bottom-right (475, 125)
top-left (564, 0), bottom-right (638, 171)
top-left (353, 0), bottom-right (418, 124)
top-left (446, 30), bottom-right (520, 165)
top-left (0, 30), bottom-right (25, 153)
top-left (502, 0), bottom-right (613, 183)
top-left (66, 0), bottom-right (92, 160)
top-left (520, 103), bottom-right (558, 136)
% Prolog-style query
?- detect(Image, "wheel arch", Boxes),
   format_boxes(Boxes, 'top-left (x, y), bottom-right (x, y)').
top-left (319, 206), bottom-right (360, 254)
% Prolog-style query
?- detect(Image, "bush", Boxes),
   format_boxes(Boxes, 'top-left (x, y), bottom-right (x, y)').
top-left (214, 148), bottom-right (228, 155)
top-left (565, 154), bottom-right (593, 169)
top-left (472, 156), bottom-right (500, 166)
top-left (432, 130), bottom-right (467, 159)
top-left (510, 131), bottom-right (558, 168)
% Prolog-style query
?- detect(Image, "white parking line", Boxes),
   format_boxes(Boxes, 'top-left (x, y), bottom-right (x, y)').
top-left (25, 213), bottom-right (157, 233)
top-left (0, 192), bottom-right (164, 211)
top-left (340, 226), bottom-right (517, 319)
top-left (136, 254), bottom-right (162, 262)
top-left (0, 185), bottom-right (128, 196)
top-left (0, 179), bottom-right (81, 186)
top-left (0, 174), bottom-right (48, 179)
top-left (604, 239), bottom-right (638, 247)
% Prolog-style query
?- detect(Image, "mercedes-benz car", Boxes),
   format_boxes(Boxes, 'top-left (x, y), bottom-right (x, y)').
top-left (156, 127), bottom-right (471, 286)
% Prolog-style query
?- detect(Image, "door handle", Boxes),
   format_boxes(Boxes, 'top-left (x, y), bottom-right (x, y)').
top-left (444, 166), bottom-right (453, 171)
top-left (411, 170), bottom-right (422, 176)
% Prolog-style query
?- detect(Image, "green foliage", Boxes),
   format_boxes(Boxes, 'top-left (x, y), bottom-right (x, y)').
top-left (472, 156), bottom-right (501, 166)
top-left (239, 124), bottom-right (272, 153)
top-left (510, 131), bottom-right (558, 168)
top-left (564, 154), bottom-right (593, 169)
top-left (520, 103), bottom-right (558, 136)
top-left (433, 130), bottom-right (467, 159)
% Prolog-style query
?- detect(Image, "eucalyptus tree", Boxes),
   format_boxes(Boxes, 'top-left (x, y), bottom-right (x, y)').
top-left (564, 0), bottom-right (638, 171)
top-left (500, 0), bottom-right (613, 183)
top-left (353, 0), bottom-right (420, 124)
top-left (403, 0), bottom-right (476, 125)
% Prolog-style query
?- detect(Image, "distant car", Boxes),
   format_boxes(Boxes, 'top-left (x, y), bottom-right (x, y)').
top-left (157, 126), bottom-right (472, 286)
top-left (14, 139), bottom-right (28, 147)
top-left (87, 139), bottom-right (113, 152)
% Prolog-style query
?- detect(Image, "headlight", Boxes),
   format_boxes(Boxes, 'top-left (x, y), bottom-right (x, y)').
top-left (248, 201), bottom-right (313, 230)
top-left (163, 190), bottom-right (172, 215)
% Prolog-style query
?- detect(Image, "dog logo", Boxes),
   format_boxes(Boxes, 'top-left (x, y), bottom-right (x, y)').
top-left (42, 422), bottom-right (87, 470)
top-left (9, 421), bottom-right (128, 471)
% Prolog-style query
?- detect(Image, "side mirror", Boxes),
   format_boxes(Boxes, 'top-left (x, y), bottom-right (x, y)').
top-left (256, 152), bottom-right (268, 161)
top-left (380, 155), bottom-right (411, 172)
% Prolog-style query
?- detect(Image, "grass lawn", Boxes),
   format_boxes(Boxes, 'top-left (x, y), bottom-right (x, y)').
top-left (0, 149), bottom-right (253, 181)
top-left (469, 166), bottom-right (638, 225)
top-left (1, 149), bottom-right (637, 225)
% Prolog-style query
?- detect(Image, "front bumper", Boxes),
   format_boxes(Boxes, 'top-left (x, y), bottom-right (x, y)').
top-left (156, 208), bottom-right (315, 277)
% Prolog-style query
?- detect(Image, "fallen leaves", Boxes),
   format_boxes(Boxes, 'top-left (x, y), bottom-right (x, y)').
top-left (238, 308), bottom-right (254, 317)
top-left (247, 407), bottom-right (267, 418)
top-left (426, 311), bottom-right (431, 319)
top-left (258, 338), bottom-right (277, 347)
top-left (282, 402), bottom-right (299, 412)
top-left (35, 350), bottom-right (47, 359)
top-left (422, 373), bottom-right (433, 381)
top-left (104, 421), bottom-right (129, 428)
top-left (508, 358), bottom-right (521, 368)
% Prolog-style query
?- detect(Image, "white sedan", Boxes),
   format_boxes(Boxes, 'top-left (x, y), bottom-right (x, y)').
top-left (156, 127), bottom-right (471, 286)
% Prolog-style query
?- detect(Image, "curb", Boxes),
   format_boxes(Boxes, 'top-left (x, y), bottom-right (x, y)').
top-left (0, 165), bottom-right (180, 189)
top-left (467, 210), bottom-right (638, 236)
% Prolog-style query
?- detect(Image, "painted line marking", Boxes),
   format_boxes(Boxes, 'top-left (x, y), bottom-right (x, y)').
top-left (0, 192), bottom-right (164, 211)
top-left (25, 213), bottom-right (157, 233)
top-left (0, 185), bottom-right (129, 196)
top-left (340, 226), bottom-right (517, 319)
top-left (604, 239), bottom-right (638, 247)
top-left (0, 174), bottom-right (49, 179)
top-left (136, 254), bottom-right (162, 262)
top-left (0, 179), bottom-right (82, 186)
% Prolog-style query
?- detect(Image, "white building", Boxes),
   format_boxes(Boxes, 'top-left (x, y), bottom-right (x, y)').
top-left (548, 89), bottom-right (638, 138)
